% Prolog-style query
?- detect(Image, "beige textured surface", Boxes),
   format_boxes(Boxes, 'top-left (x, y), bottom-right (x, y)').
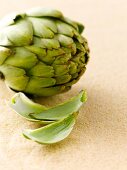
top-left (0, 0), bottom-right (127, 170)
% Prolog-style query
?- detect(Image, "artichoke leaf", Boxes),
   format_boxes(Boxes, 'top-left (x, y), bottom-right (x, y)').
top-left (56, 20), bottom-right (74, 37)
top-left (10, 90), bottom-right (86, 122)
top-left (0, 47), bottom-right (13, 65)
top-left (23, 114), bottom-right (76, 144)
top-left (10, 92), bottom-right (54, 124)
top-left (26, 8), bottom-right (63, 18)
top-left (6, 19), bottom-right (33, 46)
top-left (55, 74), bottom-right (72, 85)
top-left (30, 90), bottom-right (87, 120)
top-left (27, 62), bottom-right (54, 77)
top-left (28, 17), bottom-right (54, 38)
top-left (25, 85), bottom-right (65, 97)
top-left (0, 13), bottom-right (26, 28)
top-left (5, 47), bottom-right (38, 69)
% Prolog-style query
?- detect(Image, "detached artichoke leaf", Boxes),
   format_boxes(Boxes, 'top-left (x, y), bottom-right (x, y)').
top-left (30, 90), bottom-right (87, 121)
top-left (10, 92), bottom-right (53, 124)
top-left (10, 90), bottom-right (86, 122)
top-left (23, 113), bottom-right (76, 144)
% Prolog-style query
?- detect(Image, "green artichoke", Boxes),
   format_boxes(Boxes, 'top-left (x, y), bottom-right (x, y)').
top-left (0, 8), bottom-right (89, 96)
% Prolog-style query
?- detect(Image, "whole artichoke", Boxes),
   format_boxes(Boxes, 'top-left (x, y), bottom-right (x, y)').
top-left (0, 8), bottom-right (89, 96)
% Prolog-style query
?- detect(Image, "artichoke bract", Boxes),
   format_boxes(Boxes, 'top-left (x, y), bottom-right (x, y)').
top-left (0, 8), bottom-right (90, 96)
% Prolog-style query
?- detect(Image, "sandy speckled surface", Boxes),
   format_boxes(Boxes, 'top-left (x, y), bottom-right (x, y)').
top-left (0, 0), bottom-right (127, 170)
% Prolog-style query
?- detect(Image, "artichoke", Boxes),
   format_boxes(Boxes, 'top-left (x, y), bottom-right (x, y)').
top-left (0, 8), bottom-right (89, 96)
top-left (0, 8), bottom-right (89, 144)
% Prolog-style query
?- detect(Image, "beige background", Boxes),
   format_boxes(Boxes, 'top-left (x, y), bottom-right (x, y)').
top-left (0, 0), bottom-right (127, 170)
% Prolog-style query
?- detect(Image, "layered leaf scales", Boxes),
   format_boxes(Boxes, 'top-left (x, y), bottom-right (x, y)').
top-left (0, 8), bottom-right (89, 96)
